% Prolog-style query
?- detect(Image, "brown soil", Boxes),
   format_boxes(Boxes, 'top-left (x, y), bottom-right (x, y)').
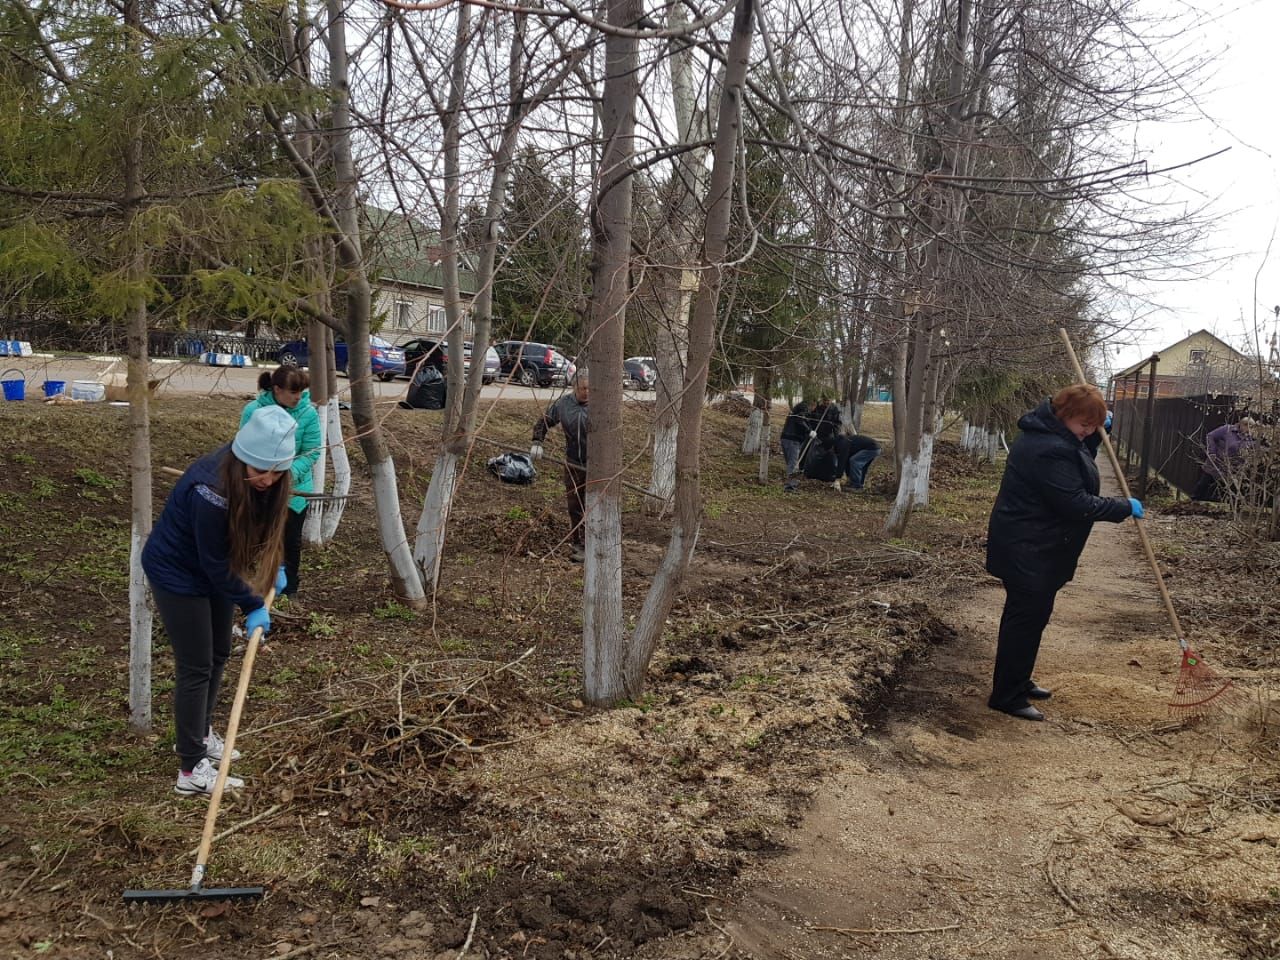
top-left (2, 398), bottom-right (1275, 960)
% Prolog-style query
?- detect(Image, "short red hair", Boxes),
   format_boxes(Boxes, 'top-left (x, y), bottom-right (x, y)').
top-left (1051, 383), bottom-right (1106, 426)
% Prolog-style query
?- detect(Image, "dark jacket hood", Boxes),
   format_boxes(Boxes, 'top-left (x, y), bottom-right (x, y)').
top-left (1018, 397), bottom-right (1104, 455)
top-left (1019, 399), bottom-right (1074, 441)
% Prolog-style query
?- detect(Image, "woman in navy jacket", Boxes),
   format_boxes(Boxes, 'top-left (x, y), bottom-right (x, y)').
top-left (985, 384), bottom-right (1140, 721)
top-left (143, 406), bottom-right (295, 794)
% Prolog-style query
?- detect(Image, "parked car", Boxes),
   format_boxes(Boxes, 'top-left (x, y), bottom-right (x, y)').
top-left (624, 357), bottom-right (657, 390)
top-left (276, 335), bottom-right (405, 381)
top-left (495, 340), bottom-right (573, 387)
top-left (398, 338), bottom-right (501, 385)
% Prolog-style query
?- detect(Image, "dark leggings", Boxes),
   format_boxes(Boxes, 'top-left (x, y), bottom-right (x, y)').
top-left (150, 583), bottom-right (234, 771)
top-left (283, 508), bottom-right (305, 596)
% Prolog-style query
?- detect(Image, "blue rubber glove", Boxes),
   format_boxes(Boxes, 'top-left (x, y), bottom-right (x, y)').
top-left (1128, 497), bottom-right (1144, 519)
top-left (246, 607), bottom-right (271, 638)
top-left (1104, 410), bottom-right (1113, 433)
top-left (274, 565), bottom-right (288, 595)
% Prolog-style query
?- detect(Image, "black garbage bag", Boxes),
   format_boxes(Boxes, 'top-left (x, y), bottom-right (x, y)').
top-left (802, 443), bottom-right (840, 482)
top-left (487, 452), bottom-right (537, 485)
top-left (400, 364), bottom-right (446, 410)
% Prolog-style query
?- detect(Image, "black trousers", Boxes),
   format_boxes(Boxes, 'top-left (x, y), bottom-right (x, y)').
top-left (989, 583), bottom-right (1058, 711)
top-left (1191, 471), bottom-right (1222, 502)
top-left (564, 465), bottom-right (587, 546)
top-left (150, 583), bottom-right (234, 770)
top-left (283, 507), bottom-right (305, 596)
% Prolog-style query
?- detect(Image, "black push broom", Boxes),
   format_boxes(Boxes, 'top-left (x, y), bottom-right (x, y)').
top-left (1058, 329), bottom-right (1240, 717)
top-left (124, 588), bottom-right (277, 904)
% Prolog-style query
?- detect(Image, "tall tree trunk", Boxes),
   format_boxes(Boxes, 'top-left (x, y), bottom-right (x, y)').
top-left (581, 0), bottom-right (642, 705)
top-left (414, 10), bottom-right (577, 588)
top-left (123, 0), bottom-right (153, 733)
top-left (647, 3), bottom-right (711, 512)
top-left (755, 363), bottom-right (773, 483)
top-left (884, 0), bottom-right (970, 538)
top-left (890, 333), bottom-right (909, 478)
top-left (414, 1), bottom-right (470, 591)
top-left (623, 0), bottom-right (755, 694)
top-left (325, 0), bottom-right (424, 603)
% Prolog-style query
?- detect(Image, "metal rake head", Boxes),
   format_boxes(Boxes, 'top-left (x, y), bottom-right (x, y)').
top-left (1167, 648), bottom-right (1243, 717)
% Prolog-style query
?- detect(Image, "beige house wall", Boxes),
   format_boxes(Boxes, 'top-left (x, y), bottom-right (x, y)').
top-left (374, 282), bottom-right (474, 342)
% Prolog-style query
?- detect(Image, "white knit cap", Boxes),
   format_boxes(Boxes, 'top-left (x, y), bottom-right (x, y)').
top-left (232, 406), bottom-right (296, 471)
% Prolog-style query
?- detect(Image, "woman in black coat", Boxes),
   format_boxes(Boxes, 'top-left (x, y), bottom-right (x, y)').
top-left (985, 384), bottom-right (1141, 721)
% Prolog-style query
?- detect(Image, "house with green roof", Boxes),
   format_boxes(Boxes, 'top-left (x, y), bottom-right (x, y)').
top-left (364, 206), bottom-right (478, 342)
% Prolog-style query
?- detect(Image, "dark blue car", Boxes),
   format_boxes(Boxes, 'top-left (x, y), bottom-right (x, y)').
top-left (276, 335), bottom-right (405, 381)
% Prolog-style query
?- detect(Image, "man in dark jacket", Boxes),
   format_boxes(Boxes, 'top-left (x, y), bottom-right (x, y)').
top-left (531, 371), bottom-right (590, 561)
top-left (779, 400), bottom-right (812, 491)
top-left (985, 385), bottom-right (1140, 721)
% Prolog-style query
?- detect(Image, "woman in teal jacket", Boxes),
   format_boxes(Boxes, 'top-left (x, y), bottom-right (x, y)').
top-left (240, 364), bottom-right (322, 596)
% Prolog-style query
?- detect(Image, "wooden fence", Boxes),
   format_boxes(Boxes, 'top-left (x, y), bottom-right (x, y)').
top-left (1111, 393), bottom-right (1243, 496)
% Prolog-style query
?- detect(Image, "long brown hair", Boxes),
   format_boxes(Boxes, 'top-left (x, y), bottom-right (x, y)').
top-left (219, 451), bottom-right (291, 593)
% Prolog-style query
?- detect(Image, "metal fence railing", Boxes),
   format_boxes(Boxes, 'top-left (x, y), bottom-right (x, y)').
top-left (0, 321), bottom-right (285, 363)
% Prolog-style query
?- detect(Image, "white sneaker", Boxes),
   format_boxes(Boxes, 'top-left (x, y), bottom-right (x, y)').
top-left (172, 728), bottom-right (242, 767)
top-left (204, 728), bottom-right (241, 764)
top-left (175, 757), bottom-right (244, 796)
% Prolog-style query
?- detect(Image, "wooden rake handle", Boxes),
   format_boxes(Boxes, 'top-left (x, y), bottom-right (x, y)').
top-left (1056, 328), bottom-right (1187, 649)
top-left (189, 586), bottom-right (277, 891)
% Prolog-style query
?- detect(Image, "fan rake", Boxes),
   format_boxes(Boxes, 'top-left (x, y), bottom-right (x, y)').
top-left (1058, 329), bottom-right (1241, 718)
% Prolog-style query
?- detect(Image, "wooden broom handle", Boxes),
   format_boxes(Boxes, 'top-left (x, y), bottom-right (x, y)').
top-left (1056, 329), bottom-right (1187, 647)
top-left (189, 586), bottom-right (276, 890)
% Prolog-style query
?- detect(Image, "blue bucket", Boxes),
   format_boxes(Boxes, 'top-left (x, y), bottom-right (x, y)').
top-left (1, 369), bottom-right (24, 401)
top-left (42, 380), bottom-right (66, 398)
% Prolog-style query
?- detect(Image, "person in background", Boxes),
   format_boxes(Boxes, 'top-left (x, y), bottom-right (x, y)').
top-left (835, 432), bottom-right (882, 490)
top-left (779, 399), bottom-right (813, 492)
top-left (804, 397), bottom-right (845, 488)
top-left (240, 364), bottom-right (321, 597)
top-left (1192, 416), bottom-right (1256, 502)
top-left (531, 370), bottom-right (590, 562)
top-left (984, 384), bottom-right (1140, 721)
top-left (142, 407), bottom-right (295, 795)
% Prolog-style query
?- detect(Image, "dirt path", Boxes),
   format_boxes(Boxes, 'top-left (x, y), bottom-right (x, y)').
top-left (710, 471), bottom-right (1279, 960)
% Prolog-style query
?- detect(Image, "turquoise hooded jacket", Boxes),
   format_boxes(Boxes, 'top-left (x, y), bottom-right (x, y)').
top-left (240, 388), bottom-right (322, 514)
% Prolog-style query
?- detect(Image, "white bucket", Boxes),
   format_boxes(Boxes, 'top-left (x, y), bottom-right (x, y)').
top-left (71, 380), bottom-right (106, 402)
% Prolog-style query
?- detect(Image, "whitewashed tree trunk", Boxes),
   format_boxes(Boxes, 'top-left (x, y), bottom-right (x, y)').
top-left (742, 408), bottom-right (763, 454)
top-left (123, 1), bottom-right (152, 731)
top-left (885, 452), bottom-right (917, 534)
top-left (303, 407), bottom-right (328, 545)
top-left (412, 9), bottom-right (575, 587)
top-left (303, 315), bottom-right (331, 545)
top-left (413, 451), bottom-right (458, 590)
top-left (756, 414), bottom-right (771, 484)
top-left (912, 426), bottom-right (936, 506)
top-left (320, 397), bottom-right (350, 543)
top-left (581, 0), bottom-right (641, 706)
top-left (623, 0), bottom-right (754, 692)
top-left (647, 2), bottom-right (711, 512)
top-left (324, 0), bottom-right (423, 603)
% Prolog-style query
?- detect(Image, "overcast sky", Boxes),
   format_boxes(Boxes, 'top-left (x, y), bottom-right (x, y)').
top-left (1106, 0), bottom-right (1280, 375)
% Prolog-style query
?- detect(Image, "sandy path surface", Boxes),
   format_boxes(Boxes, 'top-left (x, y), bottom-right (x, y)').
top-left (712, 468), bottom-right (1277, 959)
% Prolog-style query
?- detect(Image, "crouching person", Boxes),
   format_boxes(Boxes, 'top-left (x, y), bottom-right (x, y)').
top-left (836, 433), bottom-right (882, 490)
